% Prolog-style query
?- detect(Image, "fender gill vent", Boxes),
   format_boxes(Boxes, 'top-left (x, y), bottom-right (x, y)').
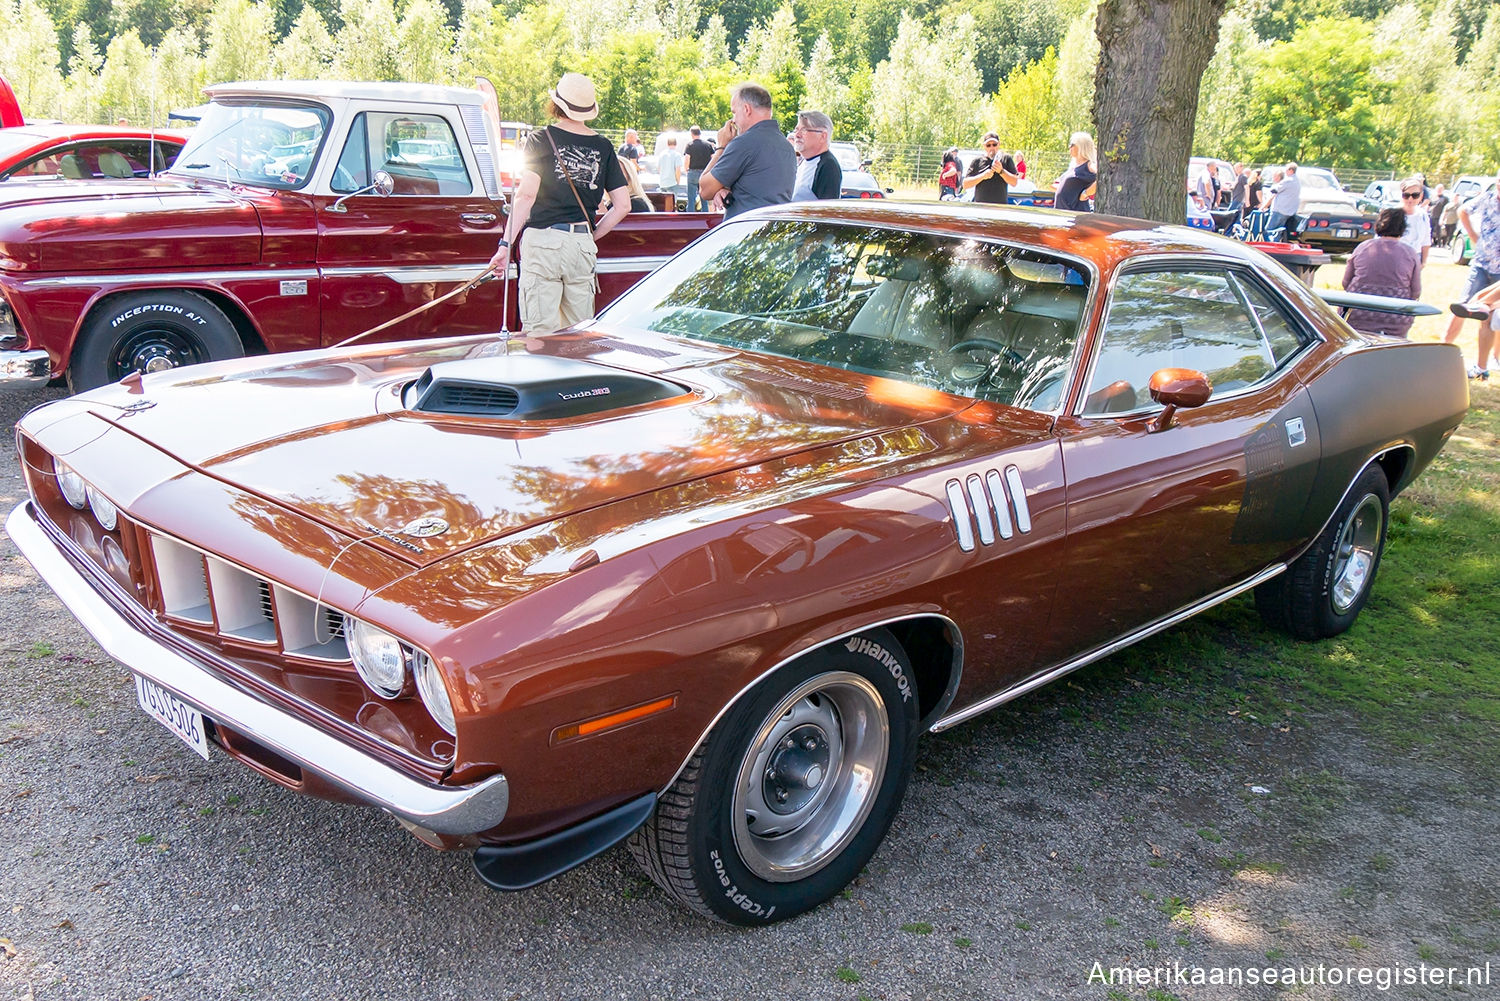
top-left (406, 354), bottom-right (687, 420)
top-left (756, 370), bottom-right (865, 400)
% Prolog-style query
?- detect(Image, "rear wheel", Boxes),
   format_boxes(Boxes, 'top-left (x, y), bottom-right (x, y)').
top-left (629, 629), bottom-right (919, 924)
top-left (68, 290), bottom-right (243, 393)
top-left (1256, 465), bottom-right (1389, 639)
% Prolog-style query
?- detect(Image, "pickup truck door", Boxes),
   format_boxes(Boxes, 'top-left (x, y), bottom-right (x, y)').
top-left (314, 107), bottom-right (507, 346)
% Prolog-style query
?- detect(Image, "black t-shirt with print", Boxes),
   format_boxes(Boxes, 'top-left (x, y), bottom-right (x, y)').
top-left (967, 153), bottom-right (1016, 204)
top-left (522, 126), bottom-right (627, 230)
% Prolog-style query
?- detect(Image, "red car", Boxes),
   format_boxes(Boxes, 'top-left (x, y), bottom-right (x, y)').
top-left (0, 123), bottom-right (188, 182)
top-left (9, 202), bottom-right (1467, 925)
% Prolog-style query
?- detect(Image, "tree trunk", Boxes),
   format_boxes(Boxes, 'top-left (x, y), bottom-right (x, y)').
top-left (1092, 0), bottom-right (1227, 223)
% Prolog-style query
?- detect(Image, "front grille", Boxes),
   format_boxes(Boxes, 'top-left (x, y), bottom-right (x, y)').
top-left (150, 533), bottom-right (351, 663)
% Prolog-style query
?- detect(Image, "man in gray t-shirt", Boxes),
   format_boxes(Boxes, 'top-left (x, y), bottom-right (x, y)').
top-left (1267, 161), bottom-right (1302, 236)
top-left (698, 82), bottom-right (795, 218)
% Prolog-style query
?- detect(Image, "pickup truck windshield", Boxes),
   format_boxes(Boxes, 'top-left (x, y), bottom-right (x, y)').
top-left (598, 219), bottom-right (1090, 411)
top-left (170, 101), bottom-right (330, 190)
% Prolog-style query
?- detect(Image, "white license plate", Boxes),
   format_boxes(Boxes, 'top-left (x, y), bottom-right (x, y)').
top-left (1335, 228), bottom-right (1354, 238)
top-left (135, 675), bottom-right (211, 760)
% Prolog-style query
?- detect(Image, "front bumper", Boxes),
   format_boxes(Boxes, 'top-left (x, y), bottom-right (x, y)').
top-left (7, 501), bottom-right (509, 835)
top-left (0, 349), bottom-right (51, 386)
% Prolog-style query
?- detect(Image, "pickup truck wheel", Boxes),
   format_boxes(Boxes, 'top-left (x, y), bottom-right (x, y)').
top-left (1256, 465), bottom-right (1389, 640)
top-left (629, 629), bottom-right (918, 924)
top-left (68, 291), bottom-right (243, 393)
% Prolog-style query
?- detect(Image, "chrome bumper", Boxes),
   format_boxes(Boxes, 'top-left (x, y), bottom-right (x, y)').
top-left (0, 349), bottom-right (52, 386)
top-left (6, 501), bottom-right (509, 835)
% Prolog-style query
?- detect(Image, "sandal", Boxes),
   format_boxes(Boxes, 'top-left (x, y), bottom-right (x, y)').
top-left (1450, 301), bottom-right (1493, 321)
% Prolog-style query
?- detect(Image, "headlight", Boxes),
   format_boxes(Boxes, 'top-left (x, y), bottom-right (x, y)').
top-left (0, 298), bottom-right (18, 343)
top-left (414, 651), bottom-right (456, 736)
top-left (55, 461), bottom-right (87, 509)
top-left (348, 619), bottom-right (409, 699)
top-left (86, 485), bottom-right (118, 530)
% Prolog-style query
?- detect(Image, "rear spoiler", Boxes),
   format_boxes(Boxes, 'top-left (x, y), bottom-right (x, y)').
top-left (1317, 289), bottom-right (1441, 317)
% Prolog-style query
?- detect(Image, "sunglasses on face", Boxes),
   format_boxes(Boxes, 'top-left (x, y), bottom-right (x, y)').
top-left (1402, 192), bottom-right (1422, 199)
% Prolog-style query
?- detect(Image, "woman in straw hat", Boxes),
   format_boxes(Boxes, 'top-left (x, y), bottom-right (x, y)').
top-left (490, 72), bottom-right (631, 333)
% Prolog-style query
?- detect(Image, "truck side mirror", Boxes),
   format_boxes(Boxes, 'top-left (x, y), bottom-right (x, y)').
top-left (329, 169), bottom-right (395, 214)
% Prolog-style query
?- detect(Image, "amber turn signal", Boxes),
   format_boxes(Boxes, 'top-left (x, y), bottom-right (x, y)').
top-left (553, 695), bottom-right (677, 743)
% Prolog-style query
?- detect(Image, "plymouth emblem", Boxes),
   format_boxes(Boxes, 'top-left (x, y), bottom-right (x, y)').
top-left (402, 516), bottom-right (450, 538)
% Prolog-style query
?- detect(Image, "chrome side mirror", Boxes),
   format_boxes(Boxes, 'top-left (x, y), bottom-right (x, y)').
top-left (1146, 368), bottom-right (1212, 433)
top-left (329, 170), bottom-right (395, 213)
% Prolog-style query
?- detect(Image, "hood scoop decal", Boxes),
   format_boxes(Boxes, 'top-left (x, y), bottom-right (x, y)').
top-left (405, 354), bottom-right (688, 421)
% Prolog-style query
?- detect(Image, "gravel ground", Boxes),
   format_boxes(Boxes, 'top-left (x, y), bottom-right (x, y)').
top-left (1, 383), bottom-right (1496, 1001)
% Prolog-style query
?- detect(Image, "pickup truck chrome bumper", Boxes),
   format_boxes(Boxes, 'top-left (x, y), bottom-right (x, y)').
top-left (6, 502), bottom-right (509, 835)
top-left (0, 349), bottom-right (52, 386)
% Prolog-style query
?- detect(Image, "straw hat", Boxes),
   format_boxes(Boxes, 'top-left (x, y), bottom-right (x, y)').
top-left (549, 73), bottom-right (598, 122)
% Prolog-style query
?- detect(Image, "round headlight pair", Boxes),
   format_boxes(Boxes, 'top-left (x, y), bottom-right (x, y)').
top-left (86, 485), bottom-right (118, 531)
top-left (348, 620), bottom-right (456, 736)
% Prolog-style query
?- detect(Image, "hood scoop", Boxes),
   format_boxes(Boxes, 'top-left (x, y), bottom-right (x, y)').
top-left (404, 354), bottom-right (688, 420)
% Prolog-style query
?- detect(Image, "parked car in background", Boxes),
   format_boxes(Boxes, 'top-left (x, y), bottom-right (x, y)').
top-left (1005, 179), bottom-right (1055, 208)
top-left (0, 124), bottom-right (188, 181)
top-left (1291, 165), bottom-right (1378, 255)
top-left (10, 200), bottom-right (1466, 927)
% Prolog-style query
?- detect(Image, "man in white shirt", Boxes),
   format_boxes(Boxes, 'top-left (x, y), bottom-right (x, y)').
top-left (657, 137), bottom-right (684, 203)
top-left (790, 110), bottom-right (841, 201)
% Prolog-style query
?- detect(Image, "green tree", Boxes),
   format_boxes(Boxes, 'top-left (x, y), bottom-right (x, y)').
top-left (454, 2), bottom-right (568, 125)
top-left (154, 26), bottom-right (205, 118)
top-left (98, 29), bottom-right (154, 122)
top-left (852, 0), bottom-right (938, 69)
top-left (1053, 4), bottom-right (1099, 139)
top-left (271, 4), bottom-right (333, 79)
top-left (396, 0), bottom-right (454, 84)
top-left (1372, 3), bottom-right (1461, 174)
top-left (941, 0), bottom-right (1078, 91)
top-left (64, 23), bottom-right (104, 121)
top-left (577, 30), bottom-right (670, 130)
top-left (1194, 11), bottom-right (1261, 156)
top-left (1241, 16), bottom-right (1392, 166)
top-left (989, 49), bottom-right (1066, 151)
top-left (329, 0), bottom-right (398, 80)
top-left (738, 4), bottom-right (806, 129)
top-left (870, 13), bottom-right (981, 175)
top-left (203, 0), bottom-right (273, 85)
top-left (0, 0), bottom-right (66, 118)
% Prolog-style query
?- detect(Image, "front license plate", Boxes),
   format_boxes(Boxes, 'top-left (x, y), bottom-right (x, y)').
top-left (135, 675), bottom-right (210, 760)
top-left (1334, 228), bottom-right (1354, 238)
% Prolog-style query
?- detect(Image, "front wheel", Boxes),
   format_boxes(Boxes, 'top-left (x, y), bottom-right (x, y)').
top-left (68, 290), bottom-right (244, 393)
top-left (630, 630), bottom-right (919, 924)
top-left (1256, 464), bottom-right (1389, 639)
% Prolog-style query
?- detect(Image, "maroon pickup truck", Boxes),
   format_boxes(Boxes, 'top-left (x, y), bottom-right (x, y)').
top-left (0, 80), bottom-right (717, 392)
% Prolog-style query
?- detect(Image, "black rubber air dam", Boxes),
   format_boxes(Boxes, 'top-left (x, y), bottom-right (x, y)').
top-left (472, 792), bottom-right (656, 891)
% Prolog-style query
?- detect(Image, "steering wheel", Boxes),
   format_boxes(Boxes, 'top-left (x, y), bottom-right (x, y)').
top-left (949, 337), bottom-right (1025, 366)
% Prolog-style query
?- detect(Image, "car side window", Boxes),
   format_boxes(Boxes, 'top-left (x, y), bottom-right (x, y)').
top-left (1083, 269), bottom-right (1281, 416)
top-left (332, 111), bottom-right (472, 196)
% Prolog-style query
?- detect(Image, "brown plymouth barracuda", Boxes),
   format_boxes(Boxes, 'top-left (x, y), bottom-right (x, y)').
top-left (9, 202), bottom-right (1467, 924)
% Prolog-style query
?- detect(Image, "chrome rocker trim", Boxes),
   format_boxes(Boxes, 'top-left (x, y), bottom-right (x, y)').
top-left (929, 563), bottom-right (1287, 732)
top-left (6, 501), bottom-right (509, 836)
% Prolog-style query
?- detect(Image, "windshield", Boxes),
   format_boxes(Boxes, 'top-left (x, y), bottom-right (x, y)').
top-left (830, 142), bottom-right (862, 170)
top-left (597, 219), bottom-right (1090, 411)
top-left (169, 100), bottom-right (330, 189)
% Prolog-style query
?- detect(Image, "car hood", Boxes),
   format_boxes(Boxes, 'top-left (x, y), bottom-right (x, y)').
top-left (64, 331), bottom-right (975, 565)
top-left (0, 177), bottom-right (263, 272)
top-left (1300, 188), bottom-right (1366, 212)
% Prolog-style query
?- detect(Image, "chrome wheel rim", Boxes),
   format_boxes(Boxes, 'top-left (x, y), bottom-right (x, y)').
top-left (1331, 494), bottom-right (1383, 614)
top-left (731, 671), bottom-right (889, 883)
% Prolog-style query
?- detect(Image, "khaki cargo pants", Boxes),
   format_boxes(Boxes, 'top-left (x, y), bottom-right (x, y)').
top-left (518, 227), bottom-right (598, 334)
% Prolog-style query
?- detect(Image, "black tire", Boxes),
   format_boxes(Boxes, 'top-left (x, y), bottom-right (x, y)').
top-left (68, 290), bottom-right (243, 393)
top-left (629, 629), bottom-right (919, 924)
top-left (1256, 465), bottom-right (1390, 640)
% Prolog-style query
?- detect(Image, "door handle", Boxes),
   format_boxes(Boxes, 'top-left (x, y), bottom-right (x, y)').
top-left (461, 212), bottom-right (498, 226)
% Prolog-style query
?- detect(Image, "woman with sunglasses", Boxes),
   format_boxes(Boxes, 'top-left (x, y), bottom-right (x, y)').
top-left (962, 132), bottom-right (1019, 204)
top-left (1397, 178), bottom-right (1433, 265)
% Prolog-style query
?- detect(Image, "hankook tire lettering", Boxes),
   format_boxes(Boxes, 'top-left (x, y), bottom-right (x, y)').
top-left (843, 637), bottom-right (913, 703)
